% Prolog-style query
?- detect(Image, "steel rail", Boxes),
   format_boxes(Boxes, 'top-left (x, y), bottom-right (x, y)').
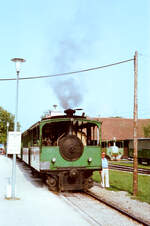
top-left (85, 190), bottom-right (150, 226)
top-left (109, 164), bottom-right (150, 175)
top-left (60, 193), bottom-right (102, 226)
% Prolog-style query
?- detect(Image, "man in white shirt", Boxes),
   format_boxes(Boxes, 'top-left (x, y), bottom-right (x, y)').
top-left (100, 152), bottom-right (110, 188)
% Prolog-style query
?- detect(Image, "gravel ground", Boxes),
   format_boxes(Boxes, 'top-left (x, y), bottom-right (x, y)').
top-left (61, 192), bottom-right (142, 226)
top-left (90, 185), bottom-right (150, 225)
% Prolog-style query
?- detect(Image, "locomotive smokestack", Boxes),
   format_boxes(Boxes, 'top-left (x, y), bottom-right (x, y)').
top-left (64, 109), bottom-right (76, 117)
top-left (64, 109), bottom-right (75, 135)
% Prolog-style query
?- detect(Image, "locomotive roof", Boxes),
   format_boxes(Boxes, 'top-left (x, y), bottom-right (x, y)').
top-left (41, 115), bottom-right (101, 125)
top-left (42, 108), bottom-right (86, 120)
top-left (42, 114), bottom-right (86, 120)
top-left (22, 115), bottom-right (101, 135)
top-left (22, 109), bottom-right (101, 134)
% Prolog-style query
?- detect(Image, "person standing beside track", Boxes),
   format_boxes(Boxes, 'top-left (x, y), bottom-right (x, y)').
top-left (100, 152), bottom-right (110, 188)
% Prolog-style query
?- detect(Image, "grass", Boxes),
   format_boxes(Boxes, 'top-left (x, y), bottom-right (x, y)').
top-left (92, 170), bottom-right (150, 204)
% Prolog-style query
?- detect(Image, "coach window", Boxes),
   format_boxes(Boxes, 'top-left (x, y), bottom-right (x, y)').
top-left (28, 130), bottom-right (33, 146)
top-left (32, 126), bottom-right (39, 145)
top-left (22, 133), bottom-right (29, 148)
top-left (91, 124), bottom-right (99, 145)
top-left (83, 123), bottom-right (100, 146)
top-left (42, 122), bottom-right (68, 146)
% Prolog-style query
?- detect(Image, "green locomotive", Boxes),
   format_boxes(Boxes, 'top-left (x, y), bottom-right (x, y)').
top-left (102, 141), bottom-right (124, 160)
top-left (128, 138), bottom-right (150, 165)
top-left (19, 109), bottom-right (102, 191)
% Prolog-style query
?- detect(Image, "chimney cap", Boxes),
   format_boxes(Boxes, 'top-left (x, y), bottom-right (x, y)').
top-left (64, 109), bottom-right (76, 117)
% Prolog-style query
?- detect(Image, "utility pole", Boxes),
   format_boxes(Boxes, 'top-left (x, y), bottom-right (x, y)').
top-left (133, 51), bottom-right (138, 196)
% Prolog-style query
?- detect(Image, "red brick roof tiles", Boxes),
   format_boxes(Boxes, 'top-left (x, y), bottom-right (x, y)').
top-left (93, 117), bottom-right (150, 141)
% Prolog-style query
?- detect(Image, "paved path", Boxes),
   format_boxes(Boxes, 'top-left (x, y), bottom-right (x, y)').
top-left (0, 156), bottom-right (90, 226)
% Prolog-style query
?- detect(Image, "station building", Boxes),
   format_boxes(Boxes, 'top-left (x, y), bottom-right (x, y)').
top-left (94, 117), bottom-right (150, 158)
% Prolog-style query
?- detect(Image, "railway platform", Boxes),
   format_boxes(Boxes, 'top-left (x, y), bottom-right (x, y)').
top-left (0, 155), bottom-right (90, 226)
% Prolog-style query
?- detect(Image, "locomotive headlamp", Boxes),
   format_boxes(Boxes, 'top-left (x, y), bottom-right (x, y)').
top-left (88, 157), bottom-right (92, 163)
top-left (51, 157), bottom-right (56, 163)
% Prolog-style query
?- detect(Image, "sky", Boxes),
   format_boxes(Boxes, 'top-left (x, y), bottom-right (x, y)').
top-left (0, 0), bottom-right (150, 132)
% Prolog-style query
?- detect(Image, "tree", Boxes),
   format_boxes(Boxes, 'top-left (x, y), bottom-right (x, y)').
top-left (143, 124), bottom-right (150, 137)
top-left (0, 107), bottom-right (15, 145)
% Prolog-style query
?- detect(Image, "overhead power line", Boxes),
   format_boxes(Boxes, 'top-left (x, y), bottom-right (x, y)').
top-left (0, 58), bottom-right (134, 81)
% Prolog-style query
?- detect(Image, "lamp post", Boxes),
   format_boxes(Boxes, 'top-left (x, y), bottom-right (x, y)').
top-left (11, 58), bottom-right (26, 199)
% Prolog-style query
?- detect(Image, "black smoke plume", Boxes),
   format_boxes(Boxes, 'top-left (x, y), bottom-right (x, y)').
top-left (52, 78), bottom-right (82, 109)
top-left (51, 39), bottom-right (83, 109)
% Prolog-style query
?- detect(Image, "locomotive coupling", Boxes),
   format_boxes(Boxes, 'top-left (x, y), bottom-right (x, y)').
top-left (69, 169), bottom-right (78, 178)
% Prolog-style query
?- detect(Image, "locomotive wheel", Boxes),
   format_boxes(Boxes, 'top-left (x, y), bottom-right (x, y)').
top-left (83, 177), bottom-right (93, 191)
top-left (46, 176), bottom-right (58, 191)
top-left (59, 135), bottom-right (84, 161)
top-left (31, 169), bottom-right (39, 178)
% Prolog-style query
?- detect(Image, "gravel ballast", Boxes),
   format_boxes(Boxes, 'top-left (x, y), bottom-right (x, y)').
top-left (90, 185), bottom-right (150, 225)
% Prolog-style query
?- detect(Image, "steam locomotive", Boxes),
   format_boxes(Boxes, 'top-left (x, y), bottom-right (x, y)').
top-left (19, 109), bottom-right (102, 191)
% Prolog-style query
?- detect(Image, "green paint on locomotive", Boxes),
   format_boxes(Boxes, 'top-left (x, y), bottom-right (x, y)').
top-left (128, 139), bottom-right (150, 164)
top-left (40, 146), bottom-right (101, 170)
top-left (139, 149), bottom-right (150, 159)
top-left (129, 148), bottom-right (150, 162)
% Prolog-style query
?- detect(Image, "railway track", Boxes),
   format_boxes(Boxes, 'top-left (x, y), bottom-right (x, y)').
top-left (109, 164), bottom-right (150, 175)
top-left (85, 189), bottom-right (150, 226)
top-left (60, 192), bottom-right (102, 226)
top-left (60, 190), bottom-right (148, 226)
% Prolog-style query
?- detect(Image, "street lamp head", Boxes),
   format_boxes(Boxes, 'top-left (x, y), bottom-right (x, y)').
top-left (11, 58), bottom-right (26, 73)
